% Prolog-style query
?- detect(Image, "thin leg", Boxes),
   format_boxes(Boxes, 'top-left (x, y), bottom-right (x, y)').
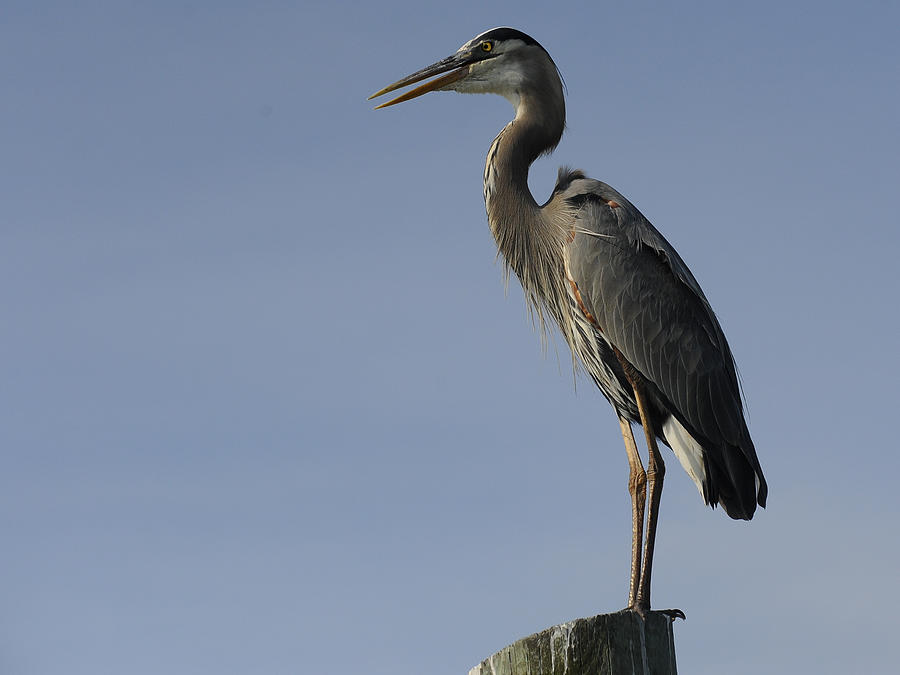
top-left (618, 415), bottom-right (646, 609)
top-left (611, 346), bottom-right (679, 618)
top-left (632, 385), bottom-right (665, 615)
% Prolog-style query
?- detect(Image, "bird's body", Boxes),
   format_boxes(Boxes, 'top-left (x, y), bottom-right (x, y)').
top-left (371, 27), bottom-right (766, 614)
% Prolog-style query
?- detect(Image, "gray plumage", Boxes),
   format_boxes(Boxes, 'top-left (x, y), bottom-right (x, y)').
top-left (561, 174), bottom-right (766, 518)
top-left (371, 26), bottom-right (766, 615)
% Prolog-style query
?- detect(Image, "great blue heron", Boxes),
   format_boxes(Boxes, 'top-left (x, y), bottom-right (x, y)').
top-left (370, 27), bottom-right (767, 616)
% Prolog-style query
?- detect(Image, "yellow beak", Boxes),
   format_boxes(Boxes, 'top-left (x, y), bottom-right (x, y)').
top-left (369, 53), bottom-right (472, 109)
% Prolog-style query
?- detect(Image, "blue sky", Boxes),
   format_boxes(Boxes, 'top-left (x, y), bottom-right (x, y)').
top-left (2, 1), bottom-right (899, 673)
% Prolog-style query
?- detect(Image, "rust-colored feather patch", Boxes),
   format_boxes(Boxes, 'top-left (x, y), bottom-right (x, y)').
top-left (567, 276), bottom-right (601, 331)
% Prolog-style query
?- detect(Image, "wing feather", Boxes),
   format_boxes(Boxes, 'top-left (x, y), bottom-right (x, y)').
top-left (561, 178), bottom-right (767, 515)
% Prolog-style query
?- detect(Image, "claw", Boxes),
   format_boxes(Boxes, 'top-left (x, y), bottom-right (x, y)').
top-left (659, 608), bottom-right (686, 621)
top-left (621, 606), bottom-right (685, 622)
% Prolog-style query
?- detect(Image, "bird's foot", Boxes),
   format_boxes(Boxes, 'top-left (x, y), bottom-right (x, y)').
top-left (658, 608), bottom-right (686, 621)
top-left (623, 603), bottom-right (648, 620)
top-left (622, 605), bottom-right (686, 622)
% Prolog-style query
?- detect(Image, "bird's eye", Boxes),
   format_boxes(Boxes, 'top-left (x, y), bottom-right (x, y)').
top-left (481, 41), bottom-right (493, 52)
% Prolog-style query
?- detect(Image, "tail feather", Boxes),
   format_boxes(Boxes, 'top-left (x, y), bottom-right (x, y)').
top-left (708, 447), bottom-right (758, 520)
top-left (662, 415), bottom-right (766, 521)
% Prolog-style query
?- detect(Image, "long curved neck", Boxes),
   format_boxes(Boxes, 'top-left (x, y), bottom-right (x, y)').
top-left (484, 100), bottom-right (563, 212)
top-left (483, 98), bottom-right (570, 337)
top-left (484, 120), bottom-right (538, 239)
top-left (484, 101), bottom-right (564, 246)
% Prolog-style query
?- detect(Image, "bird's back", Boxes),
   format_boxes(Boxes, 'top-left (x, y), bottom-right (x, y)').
top-left (549, 169), bottom-right (767, 519)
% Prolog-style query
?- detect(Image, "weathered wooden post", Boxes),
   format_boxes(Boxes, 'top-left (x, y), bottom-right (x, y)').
top-left (469, 611), bottom-right (677, 675)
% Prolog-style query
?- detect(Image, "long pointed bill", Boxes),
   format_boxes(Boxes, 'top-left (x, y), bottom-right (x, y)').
top-left (369, 53), bottom-right (472, 109)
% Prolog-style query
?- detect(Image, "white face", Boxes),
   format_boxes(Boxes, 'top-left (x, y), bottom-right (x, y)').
top-left (447, 38), bottom-right (533, 108)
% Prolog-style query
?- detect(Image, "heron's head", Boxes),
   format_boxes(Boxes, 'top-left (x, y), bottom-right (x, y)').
top-left (369, 27), bottom-right (563, 113)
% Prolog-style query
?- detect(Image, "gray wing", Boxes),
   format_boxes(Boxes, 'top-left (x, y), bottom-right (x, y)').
top-left (562, 176), bottom-right (767, 515)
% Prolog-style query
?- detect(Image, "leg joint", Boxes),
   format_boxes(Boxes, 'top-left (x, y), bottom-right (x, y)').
top-left (628, 466), bottom-right (647, 494)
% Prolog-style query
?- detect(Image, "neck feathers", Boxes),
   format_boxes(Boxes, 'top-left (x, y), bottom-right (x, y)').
top-left (483, 108), bottom-right (572, 345)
